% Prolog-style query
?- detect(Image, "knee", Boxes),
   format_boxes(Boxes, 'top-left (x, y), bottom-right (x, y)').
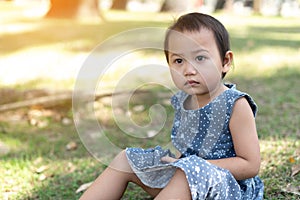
top-left (111, 150), bottom-right (126, 162)
top-left (171, 169), bottom-right (190, 189)
top-left (154, 169), bottom-right (191, 200)
top-left (174, 168), bottom-right (187, 179)
top-left (109, 150), bottom-right (132, 173)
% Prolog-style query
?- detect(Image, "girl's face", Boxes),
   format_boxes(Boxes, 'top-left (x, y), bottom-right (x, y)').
top-left (167, 29), bottom-right (231, 97)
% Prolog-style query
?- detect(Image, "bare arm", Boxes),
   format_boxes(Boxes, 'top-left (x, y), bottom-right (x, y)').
top-left (161, 97), bottom-right (261, 180)
top-left (207, 97), bottom-right (261, 180)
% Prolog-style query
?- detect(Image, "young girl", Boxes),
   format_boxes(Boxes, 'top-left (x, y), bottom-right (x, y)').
top-left (80, 12), bottom-right (264, 200)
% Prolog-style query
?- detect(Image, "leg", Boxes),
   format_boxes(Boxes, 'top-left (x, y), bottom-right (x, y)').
top-left (79, 150), bottom-right (161, 200)
top-left (155, 169), bottom-right (191, 200)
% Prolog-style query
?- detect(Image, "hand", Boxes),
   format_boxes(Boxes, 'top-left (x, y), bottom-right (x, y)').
top-left (161, 156), bottom-right (178, 163)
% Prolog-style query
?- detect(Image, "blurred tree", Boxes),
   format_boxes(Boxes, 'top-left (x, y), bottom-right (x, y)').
top-left (224, 0), bottom-right (234, 11)
top-left (46, 0), bottom-right (103, 19)
top-left (160, 0), bottom-right (188, 12)
top-left (253, 0), bottom-right (261, 13)
top-left (111, 0), bottom-right (128, 10)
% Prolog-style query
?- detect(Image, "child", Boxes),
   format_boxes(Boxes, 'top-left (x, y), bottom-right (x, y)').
top-left (80, 12), bottom-right (264, 200)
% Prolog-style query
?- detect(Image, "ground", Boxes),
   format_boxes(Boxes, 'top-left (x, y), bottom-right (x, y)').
top-left (0, 2), bottom-right (300, 199)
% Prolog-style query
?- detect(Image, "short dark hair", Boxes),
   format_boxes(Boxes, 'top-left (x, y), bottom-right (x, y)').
top-left (164, 12), bottom-right (231, 78)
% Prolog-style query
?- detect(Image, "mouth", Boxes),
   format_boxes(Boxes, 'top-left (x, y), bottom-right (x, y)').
top-left (186, 80), bottom-right (200, 86)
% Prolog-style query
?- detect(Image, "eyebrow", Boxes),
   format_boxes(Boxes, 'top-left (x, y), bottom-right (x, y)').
top-left (191, 48), bottom-right (209, 54)
top-left (169, 48), bottom-right (209, 57)
top-left (169, 53), bottom-right (183, 58)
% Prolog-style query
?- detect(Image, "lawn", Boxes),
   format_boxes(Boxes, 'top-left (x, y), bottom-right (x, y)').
top-left (0, 4), bottom-right (300, 200)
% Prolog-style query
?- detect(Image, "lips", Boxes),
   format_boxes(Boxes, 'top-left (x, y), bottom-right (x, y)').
top-left (186, 80), bottom-right (200, 86)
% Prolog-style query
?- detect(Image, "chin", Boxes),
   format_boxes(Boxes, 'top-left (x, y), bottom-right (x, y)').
top-left (183, 89), bottom-right (207, 96)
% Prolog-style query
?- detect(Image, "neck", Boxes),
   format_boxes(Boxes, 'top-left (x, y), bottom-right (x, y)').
top-left (193, 83), bottom-right (227, 108)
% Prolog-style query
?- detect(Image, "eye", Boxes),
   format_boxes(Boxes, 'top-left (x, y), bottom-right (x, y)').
top-left (174, 58), bottom-right (183, 64)
top-left (196, 55), bottom-right (205, 62)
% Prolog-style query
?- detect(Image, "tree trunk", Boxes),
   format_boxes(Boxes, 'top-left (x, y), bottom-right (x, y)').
top-left (253, 0), bottom-right (261, 13)
top-left (111, 0), bottom-right (128, 10)
top-left (224, 0), bottom-right (234, 12)
top-left (160, 0), bottom-right (188, 12)
top-left (46, 0), bottom-right (103, 20)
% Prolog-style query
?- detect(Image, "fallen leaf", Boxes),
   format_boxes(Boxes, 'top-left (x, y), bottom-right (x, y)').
top-left (38, 174), bottom-right (47, 181)
top-left (76, 181), bottom-right (93, 193)
top-left (0, 141), bottom-right (10, 156)
top-left (289, 156), bottom-right (296, 163)
top-left (132, 105), bottom-right (145, 112)
top-left (282, 183), bottom-right (300, 196)
top-left (35, 165), bottom-right (49, 174)
top-left (66, 141), bottom-right (77, 151)
top-left (33, 157), bottom-right (43, 165)
top-left (67, 162), bottom-right (77, 173)
top-left (291, 164), bottom-right (300, 177)
top-left (29, 118), bottom-right (37, 126)
top-left (37, 120), bottom-right (48, 128)
top-left (62, 117), bottom-right (72, 125)
top-left (147, 130), bottom-right (157, 137)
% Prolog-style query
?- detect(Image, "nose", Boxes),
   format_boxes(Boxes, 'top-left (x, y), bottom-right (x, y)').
top-left (184, 61), bottom-right (197, 76)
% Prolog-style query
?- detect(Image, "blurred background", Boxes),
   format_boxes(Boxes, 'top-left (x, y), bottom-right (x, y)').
top-left (1, 0), bottom-right (300, 87)
top-left (0, 0), bottom-right (300, 199)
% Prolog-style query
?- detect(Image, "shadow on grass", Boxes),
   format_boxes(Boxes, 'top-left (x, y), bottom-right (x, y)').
top-left (2, 15), bottom-right (300, 55)
top-left (228, 67), bottom-right (300, 140)
top-left (235, 25), bottom-right (300, 50)
top-left (0, 18), bottom-right (169, 55)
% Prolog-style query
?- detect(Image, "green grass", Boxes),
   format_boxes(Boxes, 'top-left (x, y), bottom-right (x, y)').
top-left (1, 5), bottom-right (300, 200)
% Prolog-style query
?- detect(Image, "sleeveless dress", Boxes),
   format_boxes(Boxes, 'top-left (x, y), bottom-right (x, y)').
top-left (126, 84), bottom-right (264, 199)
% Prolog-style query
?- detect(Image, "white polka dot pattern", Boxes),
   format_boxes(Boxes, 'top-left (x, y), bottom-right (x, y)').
top-left (125, 84), bottom-right (264, 199)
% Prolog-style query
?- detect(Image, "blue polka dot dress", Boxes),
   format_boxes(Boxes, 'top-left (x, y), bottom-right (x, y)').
top-left (126, 84), bottom-right (264, 199)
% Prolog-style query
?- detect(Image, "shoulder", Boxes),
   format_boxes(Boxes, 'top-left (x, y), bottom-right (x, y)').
top-left (225, 84), bottom-right (257, 117)
top-left (232, 97), bottom-right (254, 116)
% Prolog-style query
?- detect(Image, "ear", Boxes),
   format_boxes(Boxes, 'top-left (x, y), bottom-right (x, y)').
top-left (222, 51), bottom-right (233, 73)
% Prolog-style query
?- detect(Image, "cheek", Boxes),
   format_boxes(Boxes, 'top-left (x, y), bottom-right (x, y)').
top-left (200, 68), bottom-right (221, 79)
top-left (170, 68), bottom-right (185, 85)
top-left (197, 61), bottom-right (223, 79)
top-left (197, 66), bottom-right (222, 86)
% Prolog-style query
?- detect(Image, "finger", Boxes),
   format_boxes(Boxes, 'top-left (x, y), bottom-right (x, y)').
top-left (161, 156), bottom-right (177, 163)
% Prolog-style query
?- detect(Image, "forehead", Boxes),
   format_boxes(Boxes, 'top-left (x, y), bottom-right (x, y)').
top-left (167, 28), bottom-right (217, 54)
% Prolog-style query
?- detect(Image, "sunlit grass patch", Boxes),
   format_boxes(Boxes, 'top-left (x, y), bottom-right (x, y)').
top-left (260, 139), bottom-right (300, 199)
top-left (1, 159), bottom-right (35, 199)
top-left (0, 156), bottom-right (101, 200)
top-left (232, 49), bottom-right (300, 78)
top-left (0, 118), bottom-right (101, 200)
